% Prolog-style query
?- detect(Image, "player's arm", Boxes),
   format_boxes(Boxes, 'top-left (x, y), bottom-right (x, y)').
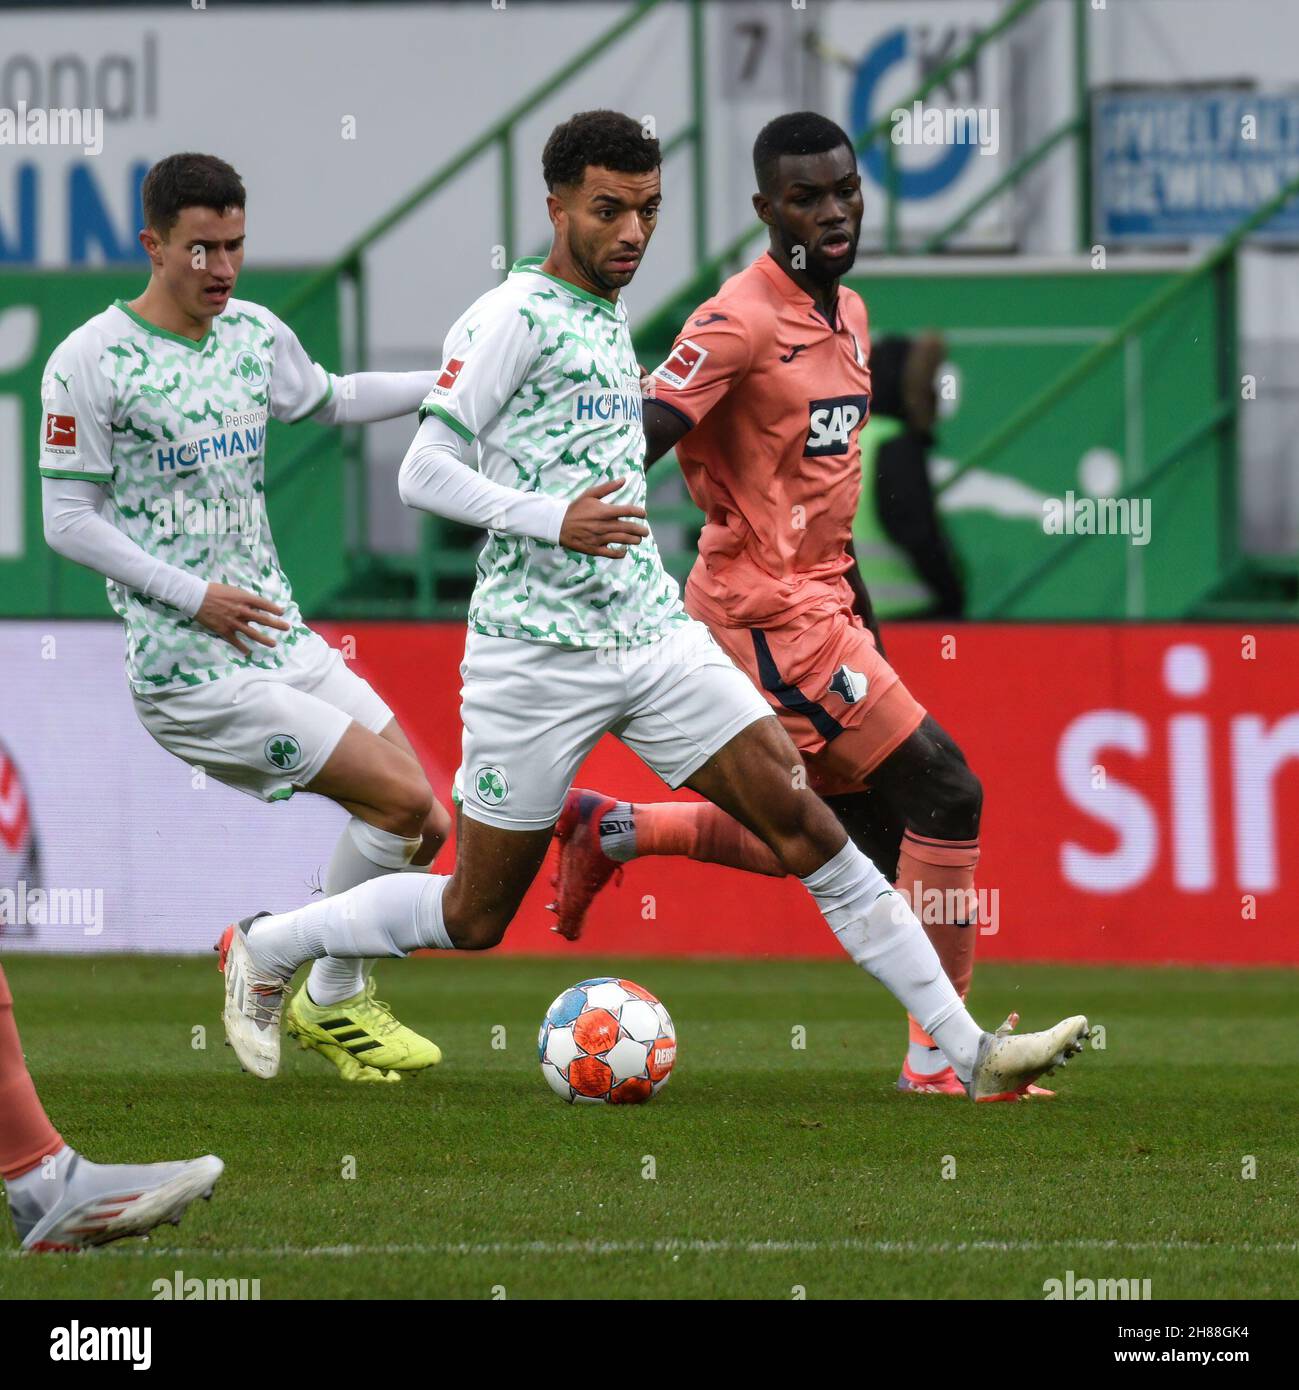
top-left (642, 398), bottom-right (692, 468)
top-left (38, 347), bottom-right (288, 655)
top-left (313, 370), bottom-right (441, 425)
top-left (264, 311), bottom-right (438, 427)
top-left (41, 480), bottom-right (289, 655)
top-left (399, 304), bottom-right (649, 559)
top-left (398, 415), bottom-right (648, 557)
top-left (641, 311), bottom-right (752, 467)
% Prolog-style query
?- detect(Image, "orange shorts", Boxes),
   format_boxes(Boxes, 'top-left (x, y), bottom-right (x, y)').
top-left (694, 595), bottom-right (926, 796)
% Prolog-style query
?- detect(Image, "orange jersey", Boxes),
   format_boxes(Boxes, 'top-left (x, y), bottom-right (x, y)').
top-left (648, 252), bottom-right (872, 628)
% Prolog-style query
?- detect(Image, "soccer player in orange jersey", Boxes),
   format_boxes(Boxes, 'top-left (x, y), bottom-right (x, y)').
top-left (0, 964), bottom-right (222, 1251)
top-left (551, 112), bottom-right (1043, 1099)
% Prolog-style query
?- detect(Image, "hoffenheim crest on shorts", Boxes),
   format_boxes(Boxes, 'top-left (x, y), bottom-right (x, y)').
top-left (265, 734), bottom-right (302, 770)
top-left (829, 665), bottom-right (868, 705)
top-left (474, 766), bottom-right (509, 805)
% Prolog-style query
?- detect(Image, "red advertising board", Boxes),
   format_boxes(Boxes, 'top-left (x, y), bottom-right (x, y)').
top-left (313, 622), bottom-right (1299, 966)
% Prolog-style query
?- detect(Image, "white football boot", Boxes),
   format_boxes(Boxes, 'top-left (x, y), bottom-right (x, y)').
top-left (14, 1152), bottom-right (224, 1252)
top-left (967, 1013), bottom-right (1090, 1101)
top-left (216, 913), bottom-right (288, 1079)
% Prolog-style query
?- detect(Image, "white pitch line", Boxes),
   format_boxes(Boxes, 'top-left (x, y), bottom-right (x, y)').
top-left (6, 1237), bottom-right (1297, 1260)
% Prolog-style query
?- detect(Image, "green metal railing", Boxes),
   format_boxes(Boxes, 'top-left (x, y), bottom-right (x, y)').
top-left (263, 0), bottom-right (1294, 622)
top-left (270, 0), bottom-right (708, 617)
top-left (967, 171), bottom-right (1299, 616)
top-left (636, 0), bottom-right (1088, 358)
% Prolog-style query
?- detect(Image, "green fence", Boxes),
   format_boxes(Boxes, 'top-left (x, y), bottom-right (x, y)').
top-left (853, 261), bottom-right (1235, 619)
top-left (6, 0), bottom-right (1299, 625)
top-left (0, 269), bottom-right (344, 619)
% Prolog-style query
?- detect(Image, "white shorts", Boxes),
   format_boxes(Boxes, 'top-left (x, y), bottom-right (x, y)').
top-left (455, 618), bottom-right (773, 831)
top-left (133, 630), bottom-right (394, 803)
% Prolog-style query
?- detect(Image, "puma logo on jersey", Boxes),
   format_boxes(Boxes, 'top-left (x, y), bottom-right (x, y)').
top-left (804, 394), bottom-right (870, 457)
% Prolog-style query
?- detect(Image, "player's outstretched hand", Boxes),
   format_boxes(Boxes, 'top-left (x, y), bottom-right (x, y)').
top-left (194, 583), bottom-right (291, 656)
top-left (560, 479), bottom-right (650, 559)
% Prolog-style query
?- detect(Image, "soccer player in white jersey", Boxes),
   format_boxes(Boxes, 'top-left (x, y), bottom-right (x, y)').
top-left (39, 153), bottom-right (450, 1085)
top-left (219, 113), bottom-right (1092, 1102)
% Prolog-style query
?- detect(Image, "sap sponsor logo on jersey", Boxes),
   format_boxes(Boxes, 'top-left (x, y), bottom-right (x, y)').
top-left (653, 338), bottom-right (707, 390)
top-left (804, 394), bottom-right (871, 457)
top-left (154, 408), bottom-right (268, 473)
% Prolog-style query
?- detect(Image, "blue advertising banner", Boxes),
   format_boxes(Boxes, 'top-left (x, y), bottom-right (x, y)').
top-left (1093, 87), bottom-right (1299, 245)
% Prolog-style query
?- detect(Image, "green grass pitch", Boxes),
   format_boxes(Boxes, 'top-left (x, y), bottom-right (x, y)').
top-left (1, 954), bottom-right (1295, 1300)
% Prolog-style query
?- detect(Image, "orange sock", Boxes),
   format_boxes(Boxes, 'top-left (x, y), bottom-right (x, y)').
top-left (0, 964), bottom-right (63, 1181)
top-left (635, 801), bottom-right (785, 877)
top-left (895, 831), bottom-right (981, 1052)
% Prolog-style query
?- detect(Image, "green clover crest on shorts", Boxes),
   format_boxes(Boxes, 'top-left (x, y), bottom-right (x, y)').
top-left (266, 734), bottom-right (301, 770)
top-left (475, 766), bottom-right (508, 805)
top-left (236, 350), bottom-right (266, 384)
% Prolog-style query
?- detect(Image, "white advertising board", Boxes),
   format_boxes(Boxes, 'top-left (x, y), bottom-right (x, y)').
top-left (0, 622), bottom-right (347, 954)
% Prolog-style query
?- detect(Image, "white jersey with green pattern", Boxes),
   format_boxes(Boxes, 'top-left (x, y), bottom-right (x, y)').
top-left (420, 258), bottom-right (686, 650)
top-left (38, 298), bottom-right (333, 693)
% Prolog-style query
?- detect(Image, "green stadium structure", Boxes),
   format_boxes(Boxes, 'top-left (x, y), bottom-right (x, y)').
top-left (4, 0), bottom-right (1296, 624)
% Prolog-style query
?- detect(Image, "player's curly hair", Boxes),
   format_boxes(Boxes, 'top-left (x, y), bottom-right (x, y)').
top-left (542, 110), bottom-right (661, 191)
top-left (753, 112), bottom-right (855, 195)
top-left (142, 153), bottom-right (246, 238)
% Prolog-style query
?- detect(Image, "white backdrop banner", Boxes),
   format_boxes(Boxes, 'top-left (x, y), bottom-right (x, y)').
top-left (0, 621), bottom-right (346, 954)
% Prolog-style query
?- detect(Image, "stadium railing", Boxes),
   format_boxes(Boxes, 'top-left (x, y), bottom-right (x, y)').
top-left (958, 174), bottom-right (1299, 620)
top-left (266, 0), bottom-right (1101, 619)
top-left (270, 0), bottom-right (708, 619)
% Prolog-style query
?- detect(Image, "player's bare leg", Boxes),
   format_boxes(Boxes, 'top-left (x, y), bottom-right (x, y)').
top-left (552, 719), bottom-right (1037, 1096)
top-left (1, 965), bottom-right (222, 1252)
top-left (861, 717), bottom-right (989, 1093)
top-left (680, 717), bottom-right (1088, 1100)
top-left (218, 810), bottom-right (553, 1077)
top-left (441, 812), bottom-right (556, 949)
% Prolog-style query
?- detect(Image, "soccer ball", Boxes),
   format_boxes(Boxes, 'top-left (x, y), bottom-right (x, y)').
top-left (538, 977), bottom-right (676, 1104)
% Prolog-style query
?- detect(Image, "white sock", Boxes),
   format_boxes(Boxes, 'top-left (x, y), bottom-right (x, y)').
top-left (907, 1042), bottom-right (949, 1077)
top-left (249, 873), bottom-right (453, 977)
top-left (307, 820), bottom-right (423, 1005)
top-left (5, 1142), bottom-right (73, 1209)
top-left (598, 801), bottom-right (637, 863)
top-left (801, 841), bottom-right (984, 1081)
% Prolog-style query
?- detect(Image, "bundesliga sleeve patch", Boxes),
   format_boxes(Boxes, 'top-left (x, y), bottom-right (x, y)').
top-left (431, 357), bottom-right (465, 393)
top-left (43, 413), bottom-right (77, 454)
top-left (652, 338), bottom-right (707, 390)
